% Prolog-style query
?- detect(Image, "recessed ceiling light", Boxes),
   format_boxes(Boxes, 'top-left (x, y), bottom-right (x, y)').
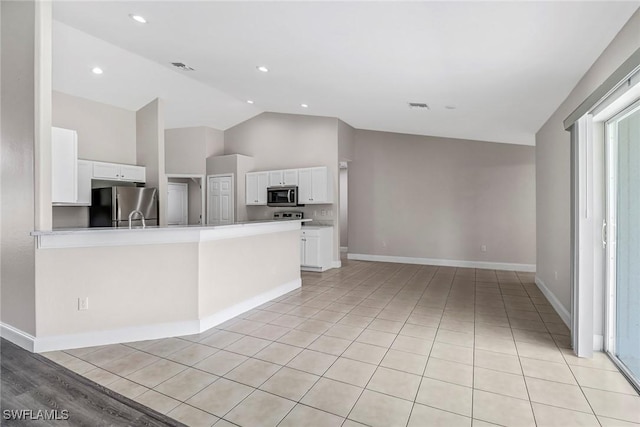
top-left (91, 67), bottom-right (103, 75)
top-left (301, 104), bottom-right (309, 108)
top-left (129, 14), bottom-right (147, 24)
top-left (445, 105), bottom-right (457, 110)
top-left (247, 100), bottom-right (254, 104)
top-left (256, 65), bottom-right (269, 73)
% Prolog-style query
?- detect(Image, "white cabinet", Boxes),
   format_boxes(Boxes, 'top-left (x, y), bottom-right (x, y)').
top-left (76, 160), bottom-right (93, 205)
top-left (298, 166), bottom-right (332, 204)
top-left (92, 161), bottom-right (146, 183)
top-left (246, 171), bottom-right (269, 205)
top-left (300, 226), bottom-right (333, 272)
top-left (269, 169), bottom-right (299, 187)
top-left (52, 127), bottom-right (78, 203)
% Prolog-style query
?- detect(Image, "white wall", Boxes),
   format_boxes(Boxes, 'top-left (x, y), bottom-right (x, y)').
top-left (165, 126), bottom-right (224, 175)
top-left (349, 129), bottom-right (536, 268)
top-left (53, 91), bottom-right (136, 164)
top-left (1, 0), bottom-right (37, 335)
top-left (536, 9), bottom-right (640, 312)
top-left (137, 98), bottom-right (167, 226)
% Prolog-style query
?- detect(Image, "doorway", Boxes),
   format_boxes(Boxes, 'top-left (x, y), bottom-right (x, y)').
top-left (605, 100), bottom-right (640, 389)
top-left (207, 174), bottom-right (234, 225)
top-left (167, 183), bottom-right (188, 225)
top-left (166, 175), bottom-right (205, 226)
top-left (339, 162), bottom-right (348, 252)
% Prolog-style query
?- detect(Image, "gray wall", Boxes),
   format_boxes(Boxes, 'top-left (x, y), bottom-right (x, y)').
top-left (52, 90), bottom-right (136, 164)
top-left (349, 130), bottom-right (536, 266)
top-left (338, 119), bottom-right (355, 161)
top-left (536, 9), bottom-right (640, 311)
top-left (1, 0), bottom-right (37, 335)
top-left (224, 112), bottom-right (341, 261)
top-left (165, 126), bottom-right (224, 175)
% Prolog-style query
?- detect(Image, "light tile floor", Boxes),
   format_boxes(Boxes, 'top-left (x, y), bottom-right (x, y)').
top-left (43, 259), bottom-right (640, 427)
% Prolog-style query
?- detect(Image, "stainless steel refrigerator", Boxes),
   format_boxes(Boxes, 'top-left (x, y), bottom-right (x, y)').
top-left (89, 187), bottom-right (159, 227)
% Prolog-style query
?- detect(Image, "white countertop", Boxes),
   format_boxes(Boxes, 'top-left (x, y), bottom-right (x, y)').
top-left (32, 218), bottom-right (311, 236)
top-left (33, 219), bottom-right (311, 249)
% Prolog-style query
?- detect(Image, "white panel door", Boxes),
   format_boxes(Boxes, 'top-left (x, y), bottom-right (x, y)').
top-left (208, 175), bottom-right (234, 225)
top-left (167, 183), bottom-right (188, 225)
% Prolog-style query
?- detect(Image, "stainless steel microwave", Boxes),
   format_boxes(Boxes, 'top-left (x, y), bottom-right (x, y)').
top-left (267, 186), bottom-right (298, 207)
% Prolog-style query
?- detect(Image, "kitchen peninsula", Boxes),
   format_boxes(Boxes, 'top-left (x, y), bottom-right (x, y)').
top-left (29, 219), bottom-right (305, 353)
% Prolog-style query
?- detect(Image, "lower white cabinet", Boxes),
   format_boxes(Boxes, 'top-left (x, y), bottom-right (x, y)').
top-left (300, 226), bottom-right (333, 272)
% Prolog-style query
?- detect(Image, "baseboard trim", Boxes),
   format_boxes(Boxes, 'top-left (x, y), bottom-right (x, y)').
top-left (3, 279), bottom-right (302, 353)
top-left (332, 260), bottom-right (342, 269)
top-left (534, 275), bottom-right (571, 328)
top-left (199, 278), bottom-right (301, 331)
top-left (0, 323), bottom-right (35, 352)
top-left (347, 253), bottom-right (536, 272)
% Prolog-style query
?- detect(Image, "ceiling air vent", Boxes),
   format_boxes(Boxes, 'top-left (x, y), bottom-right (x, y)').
top-left (171, 62), bottom-right (195, 71)
top-left (408, 102), bottom-right (430, 110)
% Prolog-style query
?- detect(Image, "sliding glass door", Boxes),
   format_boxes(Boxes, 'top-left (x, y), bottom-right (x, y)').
top-left (606, 100), bottom-right (640, 389)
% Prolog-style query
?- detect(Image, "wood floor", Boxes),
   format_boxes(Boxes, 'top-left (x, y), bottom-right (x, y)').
top-left (0, 339), bottom-right (186, 426)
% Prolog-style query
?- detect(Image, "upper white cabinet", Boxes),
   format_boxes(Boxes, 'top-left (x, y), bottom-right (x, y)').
top-left (52, 127), bottom-right (78, 204)
top-left (246, 171), bottom-right (269, 205)
top-left (298, 166), bottom-right (332, 204)
top-left (92, 161), bottom-right (146, 183)
top-left (269, 169), bottom-right (299, 187)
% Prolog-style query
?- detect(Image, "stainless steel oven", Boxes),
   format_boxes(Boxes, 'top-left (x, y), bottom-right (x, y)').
top-left (267, 186), bottom-right (298, 207)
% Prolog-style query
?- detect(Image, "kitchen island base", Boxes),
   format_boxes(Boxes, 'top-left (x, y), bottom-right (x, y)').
top-left (21, 221), bottom-right (303, 352)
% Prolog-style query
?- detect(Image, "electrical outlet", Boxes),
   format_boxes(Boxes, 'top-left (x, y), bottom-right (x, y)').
top-left (554, 271), bottom-right (559, 280)
top-left (481, 245), bottom-right (487, 252)
top-left (321, 209), bottom-right (327, 216)
top-left (382, 241), bottom-right (387, 248)
top-left (78, 297), bottom-right (89, 311)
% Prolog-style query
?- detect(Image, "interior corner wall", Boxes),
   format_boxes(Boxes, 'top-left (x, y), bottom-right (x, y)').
top-left (349, 130), bottom-right (536, 267)
top-left (1, 0), bottom-right (37, 335)
top-left (53, 91), bottom-right (136, 165)
top-left (137, 98), bottom-right (167, 226)
top-left (223, 112), bottom-right (341, 261)
top-left (338, 119), bottom-right (355, 161)
top-left (165, 126), bottom-right (224, 175)
top-left (535, 9), bottom-right (640, 314)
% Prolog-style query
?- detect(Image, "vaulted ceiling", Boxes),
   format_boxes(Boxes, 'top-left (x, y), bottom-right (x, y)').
top-left (53, 1), bottom-right (639, 145)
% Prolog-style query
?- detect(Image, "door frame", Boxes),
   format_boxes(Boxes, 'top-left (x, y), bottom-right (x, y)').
top-left (206, 173), bottom-right (235, 225)
top-left (603, 99), bottom-right (640, 391)
top-left (166, 174), bottom-right (205, 226)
